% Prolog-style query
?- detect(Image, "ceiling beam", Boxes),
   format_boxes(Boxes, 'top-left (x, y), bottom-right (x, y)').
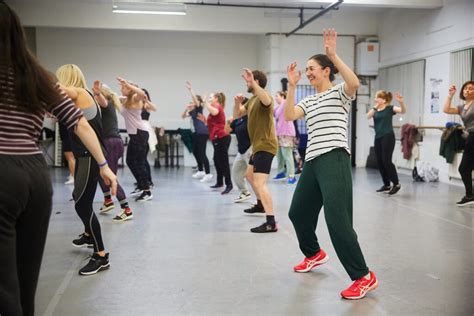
top-left (286, 0), bottom-right (343, 37)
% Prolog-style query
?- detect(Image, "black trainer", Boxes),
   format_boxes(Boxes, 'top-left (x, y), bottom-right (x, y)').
top-left (388, 184), bottom-right (401, 195)
top-left (79, 253), bottom-right (110, 276)
top-left (376, 185), bottom-right (391, 193)
top-left (221, 185), bottom-right (233, 195)
top-left (244, 204), bottom-right (265, 214)
top-left (250, 222), bottom-right (278, 233)
top-left (456, 196), bottom-right (474, 206)
top-left (72, 233), bottom-right (94, 248)
top-left (135, 190), bottom-right (153, 202)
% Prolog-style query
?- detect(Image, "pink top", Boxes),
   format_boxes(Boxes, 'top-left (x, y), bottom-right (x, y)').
top-left (274, 101), bottom-right (295, 137)
top-left (121, 107), bottom-right (148, 135)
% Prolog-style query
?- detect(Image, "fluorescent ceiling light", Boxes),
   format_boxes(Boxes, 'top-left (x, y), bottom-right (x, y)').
top-left (112, 2), bottom-right (187, 15)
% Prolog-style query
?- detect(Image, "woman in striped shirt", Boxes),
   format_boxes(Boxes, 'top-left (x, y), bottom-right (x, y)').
top-left (0, 3), bottom-right (116, 315)
top-left (284, 28), bottom-right (377, 300)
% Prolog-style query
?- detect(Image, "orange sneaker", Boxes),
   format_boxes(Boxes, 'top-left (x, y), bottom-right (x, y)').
top-left (293, 249), bottom-right (329, 273)
top-left (341, 271), bottom-right (378, 300)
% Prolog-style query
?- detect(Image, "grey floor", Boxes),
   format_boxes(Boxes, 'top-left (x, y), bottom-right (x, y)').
top-left (35, 166), bottom-right (473, 316)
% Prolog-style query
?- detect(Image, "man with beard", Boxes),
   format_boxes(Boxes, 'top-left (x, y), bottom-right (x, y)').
top-left (233, 69), bottom-right (278, 233)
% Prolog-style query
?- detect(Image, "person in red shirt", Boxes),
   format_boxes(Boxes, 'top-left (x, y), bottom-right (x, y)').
top-left (203, 92), bottom-right (233, 194)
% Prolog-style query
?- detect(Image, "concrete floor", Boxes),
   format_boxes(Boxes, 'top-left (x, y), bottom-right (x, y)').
top-left (35, 167), bottom-right (473, 315)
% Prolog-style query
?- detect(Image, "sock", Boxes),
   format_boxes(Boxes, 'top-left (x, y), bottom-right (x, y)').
top-left (266, 215), bottom-right (275, 225)
top-left (364, 273), bottom-right (371, 280)
top-left (119, 200), bottom-right (130, 211)
top-left (104, 192), bottom-right (112, 203)
top-left (257, 199), bottom-right (263, 209)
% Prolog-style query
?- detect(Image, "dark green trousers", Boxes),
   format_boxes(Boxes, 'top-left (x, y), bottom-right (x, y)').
top-left (288, 148), bottom-right (369, 280)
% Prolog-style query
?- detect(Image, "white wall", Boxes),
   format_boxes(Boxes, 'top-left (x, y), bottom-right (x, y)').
top-left (36, 28), bottom-right (258, 129)
top-left (10, 0), bottom-right (379, 36)
top-left (378, 0), bottom-right (474, 67)
top-left (363, 0), bottom-right (474, 185)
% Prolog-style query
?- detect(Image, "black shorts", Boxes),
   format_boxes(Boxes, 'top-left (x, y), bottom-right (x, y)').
top-left (248, 151), bottom-right (274, 174)
top-left (59, 123), bottom-right (72, 152)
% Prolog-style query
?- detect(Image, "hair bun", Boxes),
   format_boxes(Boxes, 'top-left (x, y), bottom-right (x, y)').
top-left (332, 66), bottom-right (339, 75)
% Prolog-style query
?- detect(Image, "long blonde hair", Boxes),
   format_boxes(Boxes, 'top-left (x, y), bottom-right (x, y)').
top-left (100, 84), bottom-right (121, 111)
top-left (55, 64), bottom-right (88, 89)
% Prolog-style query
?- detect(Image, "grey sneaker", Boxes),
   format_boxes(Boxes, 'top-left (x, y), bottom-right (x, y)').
top-left (234, 191), bottom-right (251, 203)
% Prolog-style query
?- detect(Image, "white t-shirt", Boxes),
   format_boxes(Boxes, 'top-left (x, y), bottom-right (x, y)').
top-left (297, 82), bottom-right (355, 161)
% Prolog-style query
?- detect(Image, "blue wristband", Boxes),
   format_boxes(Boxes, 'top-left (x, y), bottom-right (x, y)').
top-left (98, 160), bottom-right (108, 168)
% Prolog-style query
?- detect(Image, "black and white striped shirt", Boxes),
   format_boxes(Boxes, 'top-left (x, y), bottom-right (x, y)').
top-left (297, 83), bottom-right (354, 161)
top-left (0, 67), bottom-right (83, 155)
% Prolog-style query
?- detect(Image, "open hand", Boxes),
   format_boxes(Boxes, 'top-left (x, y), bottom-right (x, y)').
top-left (99, 166), bottom-right (117, 196)
top-left (185, 81), bottom-right (192, 91)
top-left (394, 92), bottom-right (404, 103)
top-left (287, 62), bottom-right (301, 86)
top-left (323, 28), bottom-right (337, 58)
top-left (92, 80), bottom-right (102, 94)
top-left (242, 68), bottom-right (255, 86)
top-left (234, 94), bottom-right (245, 105)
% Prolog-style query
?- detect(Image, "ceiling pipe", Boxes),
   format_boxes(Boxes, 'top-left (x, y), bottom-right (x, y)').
top-left (286, 0), bottom-right (343, 37)
top-left (183, 2), bottom-right (327, 11)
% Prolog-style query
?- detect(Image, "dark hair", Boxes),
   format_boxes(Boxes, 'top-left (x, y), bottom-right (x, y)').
top-left (460, 81), bottom-right (474, 100)
top-left (277, 91), bottom-right (287, 99)
top-left (308, 54), bottom-right (339, 82)
top-left (196, 95), bottom-right (203, 106)
top-left (142, 88), bottom-right (151, 101)
top-left (252, 70), bottom-right (267, 89)
top-left (0, 2), bottom-right (62, 113)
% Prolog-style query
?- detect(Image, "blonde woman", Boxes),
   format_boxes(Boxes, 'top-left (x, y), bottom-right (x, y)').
top-left (118, 77), bottom-right (156, 201)
top-left (92, 81), bottom-right (134, 221)
top-left (56, 64), bottom-right (112, 276)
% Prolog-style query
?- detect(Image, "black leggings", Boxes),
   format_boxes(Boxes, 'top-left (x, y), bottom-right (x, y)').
top-left (374, 133), bottom-right (399, 186)
top-left (459, 133), bottom-right (474, 197)
top-left (73, 156), bottom-right (104, 253)
top-left (0, 154), bottom-right (52, 316)
top-left (212, 135), bottom-right (232, 186)
top-left (193, 133), bottom-right (210, 174)
top-left (127, 129), bottom-right (151, 190)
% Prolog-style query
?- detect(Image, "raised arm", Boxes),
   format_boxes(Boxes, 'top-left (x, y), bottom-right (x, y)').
top-left (443, 85), bottom-right (460, 115)
top-left (185, 81), bottom-right (201, 108)
top-left (92, 80), bottom-right (108, 108)
top-left (203, 94), bottom-right (219, 116)
top-left (117, 77), bottom-right (145, 102)
top-left (285, 62), bottom-right (305, 121)
top-left (144, 94), bottom-right (157, 112)
top-left (242, 68), bottom-right (272, 106)
top-left (324, 28), bottom-right (359, 97)
top-left (393, 92), bottom-right (407, 114)
top-left (233, 94), bottom-right (247, 118)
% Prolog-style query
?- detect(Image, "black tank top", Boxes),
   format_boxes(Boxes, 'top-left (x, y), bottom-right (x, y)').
top-left (69, 90), bottom-right (105, 157)
top-left (141, 108), bottom-right (150, 121)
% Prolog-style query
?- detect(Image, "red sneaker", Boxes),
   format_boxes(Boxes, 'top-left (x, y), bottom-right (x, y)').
top-left (293, 249), bottom-right (329, 273)
top-left (341, 271), bottom-right (378, 300)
